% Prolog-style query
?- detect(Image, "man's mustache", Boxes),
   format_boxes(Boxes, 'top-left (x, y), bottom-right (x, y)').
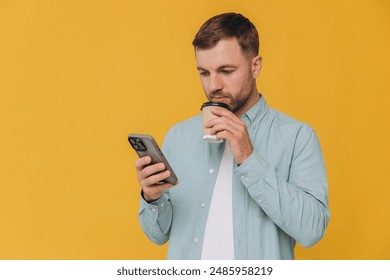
top-left (209, 91), bottom-right (230, 99)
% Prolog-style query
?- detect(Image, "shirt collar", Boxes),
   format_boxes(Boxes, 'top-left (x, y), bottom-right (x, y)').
top-left (241, 94), bottom-right (269, 127)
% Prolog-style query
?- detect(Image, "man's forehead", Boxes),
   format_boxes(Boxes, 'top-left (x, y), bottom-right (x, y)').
top-left (195, 38), bottom-right (245, 68)
top-left (195, 38), bottom-right (241, 55)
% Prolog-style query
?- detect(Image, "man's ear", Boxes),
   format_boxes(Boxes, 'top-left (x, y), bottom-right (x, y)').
top-left (252, 55), bottom-right (262, 78)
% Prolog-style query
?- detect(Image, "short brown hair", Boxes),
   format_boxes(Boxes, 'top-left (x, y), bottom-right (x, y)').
top-left (192, 13), bottom-right (259, 58)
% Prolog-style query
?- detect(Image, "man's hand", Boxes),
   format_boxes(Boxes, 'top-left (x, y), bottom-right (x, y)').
top-left (205, 107), bottom-right (253, 165)
top-left (135, 156), bottom-right (176, 202)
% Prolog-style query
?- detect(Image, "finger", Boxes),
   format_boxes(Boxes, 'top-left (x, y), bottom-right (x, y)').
top-left (215, 130), bottom-right (234, 142)
top-left (205, 116), bottom-right (232, 128)
top-left (143, 169), bottom-right (172, 187)
top-left (207, 109), bottom-right (235, 125)
top-left (135, 156), bottom-right (152, 171)
top-left (209, 121), bottom-right (240, 137)
top-left (210, 107), bottom-right (235, 117)
top-left (208, 117), bottom-right (245, 135)
top-left (203, 108), bottom-right (236, 128)
top-left (144, 178), bottom-right (178, 192)
top-left (138, 162), bottom-right (166, 181)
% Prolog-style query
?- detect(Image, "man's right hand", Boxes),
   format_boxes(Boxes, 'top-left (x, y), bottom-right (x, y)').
top-left (135, 156), bottom-right (176, 202)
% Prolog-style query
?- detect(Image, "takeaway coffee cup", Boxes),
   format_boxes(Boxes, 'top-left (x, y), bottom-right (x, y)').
top-left (200, 101), bottom-right (231, 143)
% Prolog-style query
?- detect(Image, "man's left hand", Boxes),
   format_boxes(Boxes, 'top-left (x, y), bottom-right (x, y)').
top-left (205, 107), bottom-right (253, 165)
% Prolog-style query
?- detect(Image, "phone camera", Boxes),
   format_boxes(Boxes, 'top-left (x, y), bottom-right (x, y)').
top-left (130, 138), bottom-right (146, 151)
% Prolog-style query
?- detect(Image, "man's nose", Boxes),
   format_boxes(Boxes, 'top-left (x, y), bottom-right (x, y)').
top-left (209, 74), bottom-right (223, 92)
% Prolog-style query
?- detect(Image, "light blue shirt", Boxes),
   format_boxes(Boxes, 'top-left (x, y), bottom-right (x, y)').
top-left (138, 96), bottom-right (329, 259)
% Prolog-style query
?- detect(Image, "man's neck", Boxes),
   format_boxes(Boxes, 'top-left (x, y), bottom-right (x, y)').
top-left (235, 91), bottom-right (261, 118)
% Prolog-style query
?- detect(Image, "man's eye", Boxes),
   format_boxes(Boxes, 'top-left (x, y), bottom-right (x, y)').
top-left (221, 70), bottom-right (234, 75)
top-left (199, 72), bottom-right (209, 77)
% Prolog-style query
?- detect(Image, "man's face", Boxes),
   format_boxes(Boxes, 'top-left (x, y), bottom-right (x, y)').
top-left (195, 38), bottom-right (261, 115)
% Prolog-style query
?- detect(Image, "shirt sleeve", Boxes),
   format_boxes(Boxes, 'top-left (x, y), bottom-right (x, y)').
top-left (137, 129), bottom-right (176, 246)
top-left (138, 190), bottom-right (172, 245)
top-left (235, 126), bottom-right (330, 247)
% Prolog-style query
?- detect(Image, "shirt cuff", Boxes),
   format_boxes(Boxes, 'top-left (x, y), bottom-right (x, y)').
top-left (235, 150), bottom-right (272, 187)
top-left (140, 191), bottom-right (169, 212)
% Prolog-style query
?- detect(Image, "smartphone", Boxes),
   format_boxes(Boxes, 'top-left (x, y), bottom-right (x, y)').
top-left (128, 133), bottom-right (178, 185)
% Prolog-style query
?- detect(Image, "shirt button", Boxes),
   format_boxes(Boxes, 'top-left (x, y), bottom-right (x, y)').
top-left (201, 203), bottom-right (206, 208)
top-left (240, 175), bottom-right (246, 180)
top-left (151, 208), bottom-right (156, 212)
top-left (194, 238), bottom-right (199, 243)
top-left (160, 203), bottom-right (164, 207)
top-left (209, 169), bottom-right (214, 174)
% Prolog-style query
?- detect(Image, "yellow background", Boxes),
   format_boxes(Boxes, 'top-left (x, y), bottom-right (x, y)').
top-left (1, 0), bottom-right (389, 259)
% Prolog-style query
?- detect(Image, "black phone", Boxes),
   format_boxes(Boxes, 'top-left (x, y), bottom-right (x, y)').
top-left (128, 133), bottom-right (178, 185)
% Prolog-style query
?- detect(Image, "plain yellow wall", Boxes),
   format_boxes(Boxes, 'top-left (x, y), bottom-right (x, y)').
top-left (1, 0), bottom-right (389, 259)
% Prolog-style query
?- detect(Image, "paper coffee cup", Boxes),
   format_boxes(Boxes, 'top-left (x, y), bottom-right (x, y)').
top-left (200, 102), bottom-right (231, 143)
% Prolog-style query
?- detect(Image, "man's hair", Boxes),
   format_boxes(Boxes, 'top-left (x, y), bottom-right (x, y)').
top-left (192, 12), bottom-right (259, 58)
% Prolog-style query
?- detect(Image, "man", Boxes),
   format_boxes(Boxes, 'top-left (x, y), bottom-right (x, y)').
top-left (135, 12), bottom-right (329, 259)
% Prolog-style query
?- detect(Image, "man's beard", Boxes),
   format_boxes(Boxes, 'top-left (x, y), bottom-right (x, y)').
top-left (207, 78), bottom-right (255, 113)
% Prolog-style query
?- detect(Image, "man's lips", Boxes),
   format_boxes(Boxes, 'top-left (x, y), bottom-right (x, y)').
top-left (210, 96), bottom-right (230, 102)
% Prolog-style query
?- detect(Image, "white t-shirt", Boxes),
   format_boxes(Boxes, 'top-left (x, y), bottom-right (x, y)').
top-left (201, 142), bottom-right (234, 259)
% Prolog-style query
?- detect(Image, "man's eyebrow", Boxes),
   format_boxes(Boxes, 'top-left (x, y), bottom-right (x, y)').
top-left (217, 65), bottom-right (237, 70)
top-left (196, 65), bottom-right (237, 71)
